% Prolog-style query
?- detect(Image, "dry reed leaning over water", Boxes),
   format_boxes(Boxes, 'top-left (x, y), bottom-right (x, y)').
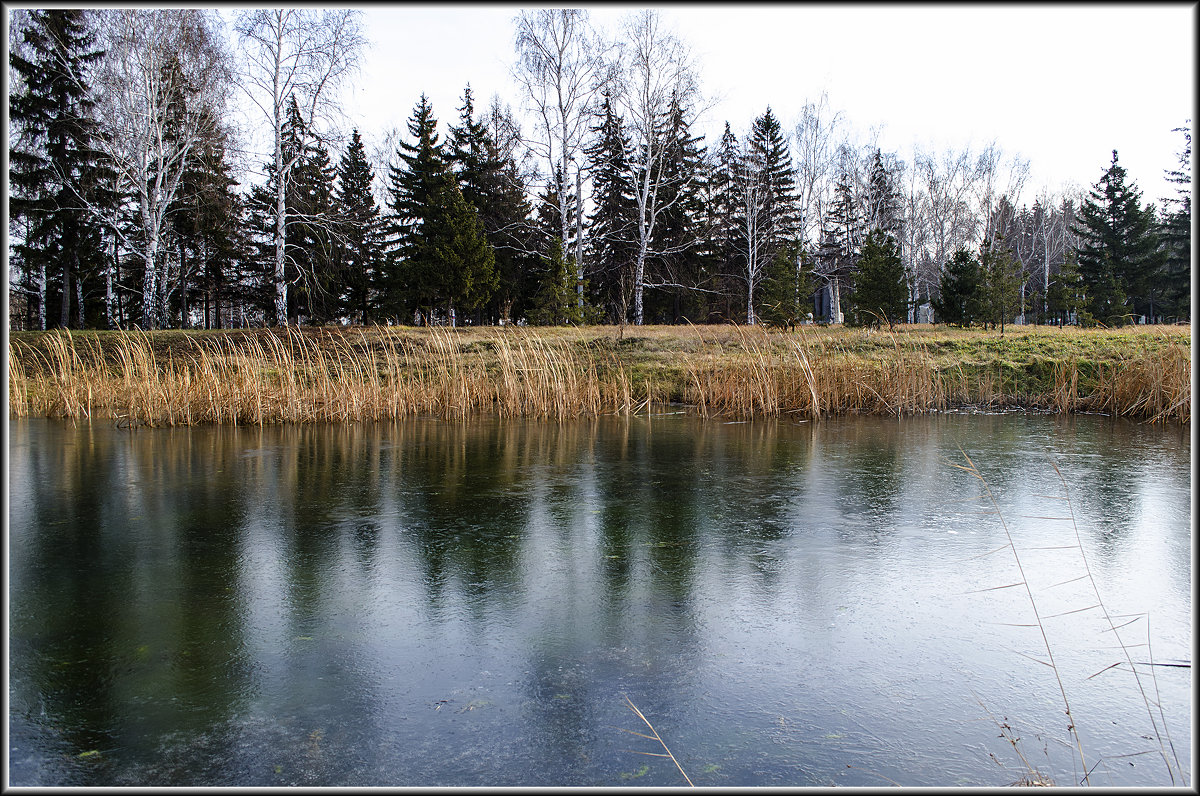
top-left (6, 324), bottom-right (1191, 426)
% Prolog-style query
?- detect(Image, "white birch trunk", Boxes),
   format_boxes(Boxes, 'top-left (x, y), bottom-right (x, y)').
top-left (746, 271), bottom-right (756, 326)
top-left (271, 18), bottom-right (289, 327)
top-left (105, 257), bottom-right (115, 329)
top-left (36, 259), bottom-right (47, 330)
top-left (75, 267), bottom-right (84, 328)
top-left (632, 247), bottom-right (647, 326)
top-left (575, 166), bottom-right (585, 306)
top-left (140, 200), bottom-right (159, 329)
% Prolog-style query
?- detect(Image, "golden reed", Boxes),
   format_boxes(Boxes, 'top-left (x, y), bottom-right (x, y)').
top-left (7, 325), bottom-right (1190, 426)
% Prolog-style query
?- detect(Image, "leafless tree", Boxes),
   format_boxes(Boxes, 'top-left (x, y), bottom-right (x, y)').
top-left (512, 8), bottom-right (607, 310)
top-left (973, 141), bottom-right (1030, 248)
top-left (914, 144), bottom-right (983, 276)
top-left (235, 8), bottom-right (364, 326)
top-left (609, 9), bottom-right (705, 325)
top-left (729, 141), bottom-right (773, 325)
top-left (792, 92), bottom-right (846, 253)
top-left (1032, 187), bottom-right (1082, 315)
top-left (90, 9), bottom-right (232, 329)
top-left (900, 156), bottom-right (931, 320)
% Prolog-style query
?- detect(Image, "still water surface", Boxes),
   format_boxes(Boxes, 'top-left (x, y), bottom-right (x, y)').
top-left (8, 414), bottom-right (1191, 787)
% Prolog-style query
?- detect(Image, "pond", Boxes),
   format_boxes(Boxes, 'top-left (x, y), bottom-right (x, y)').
top-left (7, 413), bottom-right (1192, 787)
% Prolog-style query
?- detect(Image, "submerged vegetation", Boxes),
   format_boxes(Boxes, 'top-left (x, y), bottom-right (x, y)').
top-left (7, 324), bottom-right (1190, 427)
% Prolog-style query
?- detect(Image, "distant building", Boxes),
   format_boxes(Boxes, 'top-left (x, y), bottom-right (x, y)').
top-left (813, 282), bottom-right (844, 324)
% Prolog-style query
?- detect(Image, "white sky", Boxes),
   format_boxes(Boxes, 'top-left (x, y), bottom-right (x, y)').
top-left (222, 3), bottom-right (1194, 207)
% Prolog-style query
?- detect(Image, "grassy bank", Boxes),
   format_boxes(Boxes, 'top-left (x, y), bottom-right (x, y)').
top-left (7, 323), bottom-right (1191, 426)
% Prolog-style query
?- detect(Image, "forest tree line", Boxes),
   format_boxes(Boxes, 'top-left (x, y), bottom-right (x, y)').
top-left (8, 8), bottom-right (1192, 331)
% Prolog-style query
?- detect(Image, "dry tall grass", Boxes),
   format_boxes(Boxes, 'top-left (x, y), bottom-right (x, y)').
top-left (7, 324), bottom-right (1191, 426)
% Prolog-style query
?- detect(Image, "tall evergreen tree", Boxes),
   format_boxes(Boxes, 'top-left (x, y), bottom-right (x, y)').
top-left (244, 97), bottom-right (334, 324)
top-left (386, 94), bottom-right (448, 320)
top-left (864, 149), bottom-right (904, 242)
top-left (1159, 123), bottom-right (1191, 321)
top-left (169, 107), bottom-right (242, 329)
top-left (748, 107), bottom-right (800, 255)
top-left (978, 239), bottom-right (1022, 332)
top-left (528, 175), bottom-right (586, 325)
top-left (932, 248), bottom-right (982, 327)
top-left (9, 9), bottom-right (110, 329)
top-left (387, 94), bottom-right (495, 323)
top-left (448, 85), bottom-right (537, 324)
top-left (245, 182), bottom-right (284, 321)
top-left (706, 122), bottom-right (743, 321)
top-left (850, 230), bottom-right (907, 329)
top-left (1072, 150), bottom-right (1165, 325)
top-left (585, 90), bottom-right (638, 322)
top-left (647, 90), bottom-right (709, 323)
top-left (334, 128), bottom-right (386, 324)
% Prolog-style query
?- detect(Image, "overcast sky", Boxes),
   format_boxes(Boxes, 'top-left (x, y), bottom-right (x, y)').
top-left (225, 4), bottom-right (1194, 206)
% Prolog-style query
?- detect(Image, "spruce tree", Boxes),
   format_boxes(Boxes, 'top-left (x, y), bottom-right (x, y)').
top-left (334, 129), bottom-right (386, 324)
top-left (850, 230), bottom-right (907, 329)
top-left (648, 90), bottom-right (708, 323)
top-left (448, 86), bottom-right (536, 324)
top-left (1159, 124), bottom-right (1191, 321)
top-left (978, 240), bottom-right (1022, 333)
top-left (386, 94), bottom-right (448, 320)
top-left (864, 149), bottom-right (903, 242)
top-left (387, 94), bottom-right (496, 323)
top-left (759, 240), bottom-right (808, 328)
top-left (244, 97), bottom-right (336, 324)
top-left (932, 248), bottom-right (982, 327)
top-left (706, 122), bottom-right (742, 321)
top-left (585, 90), bottom-right (638, 322)
top-left (527, 177), bottom-right (585, 325)
top-left (1072, 150), bottom-right (1165, 325)
top-left (9, 9), bottom-right (110, 329)
top-left (748, 107), bottom-right (800, 255)
top-left (1046, 254), bottom-right (1083, 327)
top-left (527, 236), bottom-right (580, 325)
top-left (169, 108), bottom-right (242, 329)
top-left (288, 110), bottom-right (339, 323)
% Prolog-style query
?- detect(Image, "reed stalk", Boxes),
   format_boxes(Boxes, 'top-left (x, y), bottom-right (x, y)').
top-left (957, 450), bottom-right (1189, 787)
top-left (7, 325), bottom-right (1190, 426)
top-left (619, 694), bottom-right (693, 787)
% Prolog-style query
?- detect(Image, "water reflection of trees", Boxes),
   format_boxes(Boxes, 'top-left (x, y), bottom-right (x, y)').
top-left (9, 421), bottom-right (254, 782)
top-left (14, 413), bottom-right (1188, 785)
top-left (826, 418), bottom-right (906, 546)
top-left (390, 419), bottom-right (551, 615)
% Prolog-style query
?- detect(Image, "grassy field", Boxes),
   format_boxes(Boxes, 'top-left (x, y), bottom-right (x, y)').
top-left (7, 323), bottom-right (1191, 425)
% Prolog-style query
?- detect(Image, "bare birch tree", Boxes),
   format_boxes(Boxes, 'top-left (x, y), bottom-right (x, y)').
top-left (235, 8), bottom-right (364, 326)
top-left (512, 8), bottom-right (606, 310)
top-left (792, 91), bottom-right (846, 252)
top-left (730, 142), bottom-right (772, 325)
top-left (973, 140), bottom-right (1030, 248)
top-left (915, 144), bottom-right (982, 275)
top-left (900, 156), bottom-right (931, 321)
top-left (609, 9), bottom-right (704, 325)
top-left (1033, 188), bottom-right (1082, 316)
top-left (91, 9), bottom-right (232, 329)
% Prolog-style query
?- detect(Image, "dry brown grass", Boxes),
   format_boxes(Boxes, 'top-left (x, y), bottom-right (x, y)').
top-left (7, 323), bottom-right (1190, 426)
